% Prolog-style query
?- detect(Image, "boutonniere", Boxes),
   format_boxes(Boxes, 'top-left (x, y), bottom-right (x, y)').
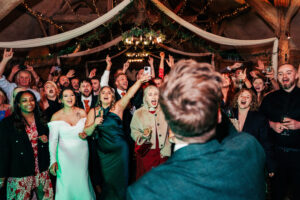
top-left (39, 135), bottom-right (48, 143)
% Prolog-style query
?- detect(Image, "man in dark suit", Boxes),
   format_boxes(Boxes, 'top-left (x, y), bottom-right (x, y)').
top-left (76, 78), bottom-right (98, 113)
top-left (127, 60), bottom-right (266, 200)
top-left (76, 78), bottom-right (101, 197)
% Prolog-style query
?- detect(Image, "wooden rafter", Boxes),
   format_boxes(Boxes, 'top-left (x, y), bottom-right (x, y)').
top-left (0, 0), bottom-right (23, 21)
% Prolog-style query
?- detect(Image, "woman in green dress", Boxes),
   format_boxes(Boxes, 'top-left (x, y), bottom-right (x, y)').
top-left (83, 74), bottom-right (150, 200)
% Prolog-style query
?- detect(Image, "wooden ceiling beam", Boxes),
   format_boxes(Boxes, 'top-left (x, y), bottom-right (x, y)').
top-left (52, 14), bottom-right (98, 23)
top-left (0, 0), bottom-right (23, 21)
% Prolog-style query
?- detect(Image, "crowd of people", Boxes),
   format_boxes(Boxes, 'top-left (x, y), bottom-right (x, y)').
top-left (0, 48), bottom-right (299, 200)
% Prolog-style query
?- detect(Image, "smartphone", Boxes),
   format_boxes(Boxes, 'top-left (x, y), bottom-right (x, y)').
top-left (144, 66), bottom-right (151, 76)
top-left (19, 65), bottom-right (27, 70)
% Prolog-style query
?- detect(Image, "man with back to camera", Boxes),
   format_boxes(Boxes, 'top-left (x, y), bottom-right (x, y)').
top-left (127, 60), bottom-right (266, 200)
top-left (260, 64), bottom-right (300, 200)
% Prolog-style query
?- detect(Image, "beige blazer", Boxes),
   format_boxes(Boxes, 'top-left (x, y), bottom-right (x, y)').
top-left (130, 106), bottom-right (171, 157)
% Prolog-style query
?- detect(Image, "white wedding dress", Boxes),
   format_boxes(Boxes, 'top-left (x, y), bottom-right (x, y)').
top-left (48, 118), bottom-right (95, 200)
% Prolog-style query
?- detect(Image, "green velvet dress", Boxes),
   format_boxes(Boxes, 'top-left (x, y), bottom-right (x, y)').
top-left (94, 107), bottom-right (129, 200)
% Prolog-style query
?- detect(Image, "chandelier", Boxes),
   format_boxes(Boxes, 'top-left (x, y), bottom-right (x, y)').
top-left (122, 27), bottom-right (166, 49)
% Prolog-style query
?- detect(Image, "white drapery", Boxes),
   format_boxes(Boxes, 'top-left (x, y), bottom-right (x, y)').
top-left (150, 0), bottom-right (278, 70)
top-left (0, 0), bottom-right (132, 48)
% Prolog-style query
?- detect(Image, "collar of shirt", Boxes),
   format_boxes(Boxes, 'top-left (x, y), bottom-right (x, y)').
top-left (174, 143), bottom-right (189, 152)
top-left (81, 95), bottom-right (92, 107)
top-left (117, 88), bottom-right (126, 96)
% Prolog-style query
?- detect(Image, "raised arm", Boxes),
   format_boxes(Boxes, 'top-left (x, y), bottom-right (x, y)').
top-left (100, 55), bottom-right (112, 87)
top-left (7, 65), bottom-right (20, 82)
top-left (115, 74), bottom-right (151, 115)
top-left (122, 60), bottom-right (130, 74)
top-left (158, 52), bottom-right (165, 79)
top-left (0, 49), bottom-right (13, 78)
top-left (166, 54), bottom-right (175, 69)
top-left (26, 65), bottom-right (40, 85)
top-left (148, 56), bottom-right (155, 79)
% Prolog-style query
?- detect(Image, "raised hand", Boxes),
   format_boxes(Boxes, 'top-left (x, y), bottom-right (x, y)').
top-left (148, 56), bottom-right (154, 66)
top-left (123, 60), bottom-right (130, 73)
top-left (26, 65), bottom-right (34, 72)
top-left (160, 52), bottom-right (165, 59)
top-left (106, 55), bottom-right (112, 67)
top-left (237, 69), bottom-right (247, 81)
top-left (2, 48), bottom-right (13, 62)
top-left (231, 62), bottom-right (243, 70)
top-left (89, 68), bottom-right (97, 78)
top-left (50, 66), bottom-right (56, 74)
top-left (66, 69), bottom-right (75, 78)
top-left (138, 73), bottom-right (151, 83)
top-left (11, 65), bottom-right (20, 74)
top-left (166, 55), bottom-right (174, 68)
top-left (256, 59), bottom-right (265, 71)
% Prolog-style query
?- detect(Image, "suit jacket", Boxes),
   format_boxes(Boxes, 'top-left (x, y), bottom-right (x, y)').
top-left (127, 128), bottom-right (266, 200)
top-left (233, 110), bottom-right (276, 172)
top-left (76, 94), bottom-right (98, 111)
top-left (0, 115), bottom-right (50, 178)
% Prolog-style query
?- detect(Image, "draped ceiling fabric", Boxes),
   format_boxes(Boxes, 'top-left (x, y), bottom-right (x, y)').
top-left (0, 0), bottom-right (278, 72)
top-left (0, 0), bottom-right (132, 48)
top-left (150, 0), bottom-right (279, 72)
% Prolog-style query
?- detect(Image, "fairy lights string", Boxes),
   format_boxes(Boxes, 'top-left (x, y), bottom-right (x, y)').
top-left (22, 1), bottom-right (64, 31)
top-left (92, 0), bottom-right (101, 17)
top-left (207, 3), bottom-right (250, 29)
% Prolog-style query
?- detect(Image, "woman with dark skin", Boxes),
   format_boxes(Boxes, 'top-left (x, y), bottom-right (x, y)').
top-left (0, 90), bottom-right (53, 200)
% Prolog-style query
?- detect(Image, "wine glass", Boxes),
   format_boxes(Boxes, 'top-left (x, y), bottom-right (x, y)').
top-left (280, 115), bottom-right (290, 136)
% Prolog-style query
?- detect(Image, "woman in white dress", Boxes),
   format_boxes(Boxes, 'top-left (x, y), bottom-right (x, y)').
top-left (48, 88), bottom-right (95, 200)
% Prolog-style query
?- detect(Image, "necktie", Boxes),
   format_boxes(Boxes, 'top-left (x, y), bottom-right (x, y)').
top-left (121, 92), bottom-right (126, 96)
top-left (83, 100), bottom-right (90, 113)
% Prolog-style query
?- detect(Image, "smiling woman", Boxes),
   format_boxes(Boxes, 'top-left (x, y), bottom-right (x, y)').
top-left (130, 85), bottom-right (171, 179)
top-left (0, 90), bottom-right (53, 199)
top-left (47, 87), bottom-right (95, 200)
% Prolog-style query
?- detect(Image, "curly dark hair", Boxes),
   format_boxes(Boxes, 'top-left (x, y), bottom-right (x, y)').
top-left (231, 88), bottom-right (258, 111)
top-left (13, 90), bottom-right (46, 131)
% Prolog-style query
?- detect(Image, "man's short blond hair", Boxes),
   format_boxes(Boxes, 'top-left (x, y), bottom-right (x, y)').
top-left (159, 59), bottom-right (222, 138)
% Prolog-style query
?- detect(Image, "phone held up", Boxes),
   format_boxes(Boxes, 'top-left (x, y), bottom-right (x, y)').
top-left (144, 66), bottom-right (151, 76)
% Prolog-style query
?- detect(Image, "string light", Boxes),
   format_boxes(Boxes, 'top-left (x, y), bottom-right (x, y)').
top-left (92, 0), bottom-right (101, 17)
top-left (128, 58), bottom-right (144, 63)
top-left (207, 3), bottom-right (250, 28)
top-left (126, 51), bottom-right (149, 58)
top-left (22, 1), bottom-right (64, 31)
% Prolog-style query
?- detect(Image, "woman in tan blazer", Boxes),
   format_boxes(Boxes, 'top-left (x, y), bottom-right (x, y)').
top-left (131, 85), bottom-right (171, 179)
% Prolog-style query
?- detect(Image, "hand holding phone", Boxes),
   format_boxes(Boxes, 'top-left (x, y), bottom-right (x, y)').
top-left (144, 66), bottom-right (151, 76)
